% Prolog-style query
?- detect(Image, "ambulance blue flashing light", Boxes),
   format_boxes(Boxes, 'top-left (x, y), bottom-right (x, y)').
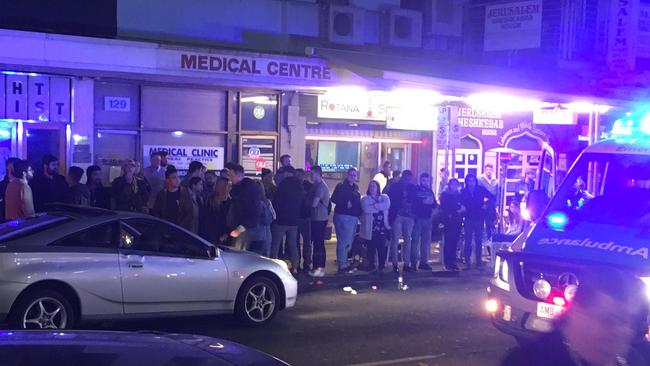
top-left (547, 212), bottom-right (568, 231)
top-left (611, 111), bottom-right (650, 137)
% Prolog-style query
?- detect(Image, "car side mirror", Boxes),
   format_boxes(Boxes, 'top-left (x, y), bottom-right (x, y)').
top-left (526, 189), bottom-right (550, 222)
top-left (207, 246), bottom-right (218, 259)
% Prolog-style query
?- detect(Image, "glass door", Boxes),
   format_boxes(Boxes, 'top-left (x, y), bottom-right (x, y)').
top-left (23, 125), bottom-right (66, 175)
top-left (0, 122), bottom-right (17, 179)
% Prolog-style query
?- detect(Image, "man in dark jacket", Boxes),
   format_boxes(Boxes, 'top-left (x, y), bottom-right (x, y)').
top-left (86, 165), bottom-right (110, 209)
top-left (440, 179), bottom-right (464, 271)
top-left (411, 172), bottom-right (437, 271)
top-left (295, 168), bottom-right (313, 272)
top-left (111, 159), bottom-right (149, 213)
top-left (152, 168), bottom-right (182, 225)
top-left (271, 166), bottom-right (305, 273)
top-left (30, 154), bottom-right (69, 212)
top-left (501, 267), bottom-right (648, 366)
top-left (65, 166), bottom-right (90, 206)
top-left (226, 163), bottom-right (261, 247)
top-left (0, 157), bottom-right (20, 221)
top-left (387, 170), bottom-right (416, 272)
top-left (461, 173), bottom-right (491, 270)
top-left (331, 167), bottom-right (362, 273)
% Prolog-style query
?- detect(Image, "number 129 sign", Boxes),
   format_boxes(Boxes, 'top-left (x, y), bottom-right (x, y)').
top-left (104, 97), bottom-right (131, 112)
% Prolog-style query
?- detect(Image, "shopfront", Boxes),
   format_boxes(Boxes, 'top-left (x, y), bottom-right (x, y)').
top-left (0, 72), bottom-right (72, 178)
top-left (299, 90), bottom-right (436, 192)
top-left (437, 104), bottom-right (585, 209)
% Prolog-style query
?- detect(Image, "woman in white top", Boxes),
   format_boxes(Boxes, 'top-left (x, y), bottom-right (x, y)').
top-left (360, 180), bottom-right (391, 275)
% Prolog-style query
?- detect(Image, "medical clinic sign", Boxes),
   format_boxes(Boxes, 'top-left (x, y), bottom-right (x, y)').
top-left (484, 0), bottom-right (542, 51)
top-left (159, 49), bottom-right (334, 82)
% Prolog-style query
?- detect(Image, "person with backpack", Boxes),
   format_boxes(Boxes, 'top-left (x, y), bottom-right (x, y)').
top-left (271, 166), bottom-right (305, 274)
top-left (331, 167), bottom-right (362, 274)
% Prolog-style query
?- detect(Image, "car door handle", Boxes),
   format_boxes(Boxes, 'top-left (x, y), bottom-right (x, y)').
top-left (127, 262), bottom-right (143, 269)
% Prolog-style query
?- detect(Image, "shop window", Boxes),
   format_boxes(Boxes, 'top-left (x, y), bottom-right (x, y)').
top-left (94, 82), bottom-right (140, 128)
top-left (95, 130), bottom-right (138, 184)
top-left (240, 93), bottom-right (278, 132)
top-left (141, 87), bottom-right (227, 132)
top-left (317, 141), bottom-right (360, 172)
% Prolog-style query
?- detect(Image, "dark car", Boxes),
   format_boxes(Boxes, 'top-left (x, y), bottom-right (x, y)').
top-left (0, 330), bottom-right (290, 366)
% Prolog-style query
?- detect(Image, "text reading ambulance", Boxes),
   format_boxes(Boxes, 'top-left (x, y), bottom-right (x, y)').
top-left (487, 112), bottom-right (650, 344)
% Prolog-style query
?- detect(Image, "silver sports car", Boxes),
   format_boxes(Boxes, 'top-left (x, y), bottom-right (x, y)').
top-left (0, 205), bottom-right (297, 329)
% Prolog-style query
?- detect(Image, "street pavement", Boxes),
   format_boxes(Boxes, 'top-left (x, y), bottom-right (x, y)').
top-left (90, 243), bottom-right (517, 366)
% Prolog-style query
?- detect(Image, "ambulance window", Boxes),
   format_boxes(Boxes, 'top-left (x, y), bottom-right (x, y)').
top-left (547, 153), bottom-right (650, 227)
top-left (539, 152), bottom-right (554, 199)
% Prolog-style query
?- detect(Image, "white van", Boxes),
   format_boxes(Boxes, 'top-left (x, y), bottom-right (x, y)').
top-left (486, 120), bottom-right (650, 343)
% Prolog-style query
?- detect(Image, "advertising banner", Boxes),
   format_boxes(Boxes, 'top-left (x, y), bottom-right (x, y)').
top-left (386, 106), bottom-right (438, 131)
top-left (484, 0), bottom-right (542, 51)
top-left (607, 0), bottom-right (639, 73)
top-left (143, 145), bottom-right (224, 172)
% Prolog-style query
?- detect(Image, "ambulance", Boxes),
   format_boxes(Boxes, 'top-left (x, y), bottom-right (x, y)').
top-left (486, 112), bottom-right (650, 343)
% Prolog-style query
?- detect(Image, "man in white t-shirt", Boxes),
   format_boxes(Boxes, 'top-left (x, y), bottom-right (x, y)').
top-left (373, 161), bottom-right (391, 192)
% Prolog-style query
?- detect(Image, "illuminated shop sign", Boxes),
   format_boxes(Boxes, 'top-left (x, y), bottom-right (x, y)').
top-left (170, 51), bottom-right (334, 81)
top-left (317, 94), bottom-right (387, 121)
top-left (0, 73), bottom-right (71, 122)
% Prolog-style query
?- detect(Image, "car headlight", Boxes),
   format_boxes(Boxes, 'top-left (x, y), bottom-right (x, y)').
top-left (494, 256), bottom-right (509, 283)
top-left (640, 277), bottom-right (650, 301)
top-left (271, 259), bottom-right (291, 274)
top-left (533, 278), bottom-right (552, 300)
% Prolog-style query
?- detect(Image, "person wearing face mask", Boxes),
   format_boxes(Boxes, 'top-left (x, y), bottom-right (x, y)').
top-left (501, 267), bottom-right (649, 366)
top-left (29, 154), bottom-right (69, 212)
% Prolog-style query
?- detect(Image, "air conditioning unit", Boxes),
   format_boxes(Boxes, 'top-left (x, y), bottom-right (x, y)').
top-left (383, 8), bottom-right (422, 48)
top-left (324, 5), bottom-right (366, 45)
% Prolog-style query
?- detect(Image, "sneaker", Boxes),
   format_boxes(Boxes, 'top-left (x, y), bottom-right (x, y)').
top-left (392, 265), bottom-right (399, 273)
top-left (338, 267), bottom-right (357, 274)
top-left (309, 268), bottom-right (325, 277)
top-left (418, 263), bottom-right (433, 271)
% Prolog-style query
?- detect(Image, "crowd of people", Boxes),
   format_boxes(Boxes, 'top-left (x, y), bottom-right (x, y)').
top-left (0, 150), bottom-right (530, 276)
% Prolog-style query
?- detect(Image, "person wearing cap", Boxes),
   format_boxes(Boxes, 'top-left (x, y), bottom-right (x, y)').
top-left (111, 159), bottom-right (149, 213)
top-left (143, 151), bottom-right (166, 209)
top-left (86, 165), bottom-right (110, 209)
top-left (181, 161), bottom-right (206, 188)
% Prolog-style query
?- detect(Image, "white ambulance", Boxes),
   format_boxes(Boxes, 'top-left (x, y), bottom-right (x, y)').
top-left (487, 115), bottom-right (650, 343)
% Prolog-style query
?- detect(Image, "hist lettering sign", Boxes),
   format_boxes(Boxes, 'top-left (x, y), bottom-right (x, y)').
top-left (0, 73), bottom-right (71, 122)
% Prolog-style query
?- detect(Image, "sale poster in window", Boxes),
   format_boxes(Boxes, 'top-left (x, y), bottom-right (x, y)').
top-left (241, 136), bottom-right (276, 178)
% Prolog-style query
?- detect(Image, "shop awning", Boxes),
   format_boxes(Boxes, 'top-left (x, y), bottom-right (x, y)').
top-left (314, 48), bottom-right (639, 106)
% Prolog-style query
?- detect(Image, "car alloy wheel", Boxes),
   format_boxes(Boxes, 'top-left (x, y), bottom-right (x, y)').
top-left (23, 297), bottom-right (68, 329)
top-left (245, 283), bottom-right (276, 323)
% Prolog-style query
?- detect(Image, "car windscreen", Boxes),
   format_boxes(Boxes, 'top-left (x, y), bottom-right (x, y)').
top-left (546, 153), bottom-right (650, 228)
top-left (0, 214), bottom-right (71, 242)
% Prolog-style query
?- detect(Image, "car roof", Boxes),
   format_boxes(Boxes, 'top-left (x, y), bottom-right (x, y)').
top-left (0, 207), bottom-right (155, 247)
top-left (0, 330), bottom-right (288, 366)
top-left (584, 138), bottom-right (650, 155)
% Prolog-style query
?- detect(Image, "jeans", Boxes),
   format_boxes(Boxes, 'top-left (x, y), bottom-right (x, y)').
top-left (334, 214), bottom-right (358, 270)
top-left (464, 219), bottom-right (484, 267)
top-left (311, 220), bottom-right (327, 269)
top-left (366, 232), bottom-right (388, 271)
top-left (298, 218), bottom-right (312, 269)
top-left (412, 217), bottom-right (433, 267)
top-left (390, 215), bottom-right (415, 268)
top-left (443, 221), bottom-right (462, 269)
top-left (271, 225), bottom-right (299, 270)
